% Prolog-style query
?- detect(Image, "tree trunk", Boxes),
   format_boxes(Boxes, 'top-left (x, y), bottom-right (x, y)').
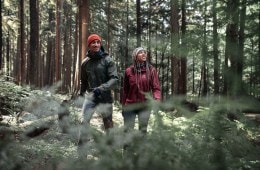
top-left (136, 0), bottom-right (141, 47)
top-left (213, 0), bottom-right (219, 94)
top-left (80, 0), bottom-right (89, 62)
top-left (62, 2), bottom-right (71, 92)
top-left (72, 0), bottom-right (89, 95)
top-left (125, 0), bottom-right (129, 68)
top-left (29, 0), bottom-right (39, 87)
top-left (179, 0), bottom-right (187, 95)
top-left (201, 0), bottom-right (208, 96)
top-left (171, 0), bottom-right (180, 95)
top-left (192, 53), bottom-right (195, 94)
top-left (224, 0), bottom-right (239, 96)
top-left (16, 0), bottom-right (25, 85)
top-left (166, 55), bottom-right (170, 99)
top-left (38, 1), bottom-right (42, 87)
top-left (6, 34), bottom-right (10, 81)
top-left (238, 0), bottom-right (247, 95)
top-left (161, 51), bottom-right (165, 98)
top-left (55, 0), bottom-right (62, 83)
top-left (15, 3), bottom-right (21, 84)
top-left (0, 1), bottom-right (2, 70)
top-left (72, 6), bottom-right (79, 95)
top-left (106, 0), bottom-right (111, 52)
top-left (147, 0), bottom-right (152, 63)
top-left (45, 8), bottom-right (55, 86)
top-left (20, 0), bottom-right (26, 85)
top-left (45, 40), bottom-right (54, 86)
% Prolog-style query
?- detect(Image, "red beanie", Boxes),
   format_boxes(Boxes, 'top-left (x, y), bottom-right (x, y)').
top-left (87, 34), bottom-right (101, 47)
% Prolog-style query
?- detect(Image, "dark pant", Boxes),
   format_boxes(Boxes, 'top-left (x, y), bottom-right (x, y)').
top-left (78, 98), bottom-right (113, 146)
top-left (122, 108), bottom-right (151, 134)
top-left (82, 98), bottom-right (113, 130)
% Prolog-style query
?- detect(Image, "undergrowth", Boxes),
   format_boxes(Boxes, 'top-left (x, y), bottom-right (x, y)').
top-left (0, 78), bottom-right (259, 170)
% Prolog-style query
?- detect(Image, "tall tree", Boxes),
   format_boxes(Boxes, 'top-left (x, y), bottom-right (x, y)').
top-left (170, 0), bottom-right (180, 95)
top-left (28, 0), bottom-right (39, 86)
top-left (45, 7), bottom-right (55, 86)
top-left (55, 0), bottom-right (62, 83)
top-left (6, 29), bottom-right (10, 80)
top-left (147, 0), bottom-right (152, 62)
top-left (38, 0), bottom-right (43, 87)
top-left (72, 0), bottom-right (90, 94)
top-left (72, 7), bottom-right (79, 94)
top-left (125, 0), bottom-right (129, 68)
top-left (0, 0), bottom-right (2, 71)
top-left (179, 0), bottom-right (187, 95)
top-left (213, 0), bottom-right (219, 94)
top-left (62, 1), bottom-right (73, 92)
top-left (201, 0), bottom-right (208, 96)
top-left (238, 0), bottom-right (247, 95)
top-left (15, 0), bottom-right (25, 84)
top-left (136, 0), bottom-right (141, 47)
top-left (80, 0), bottom-right (89, 61)
top-left (19, 0), bottom-right (25, 85)
top-left (106, 0), bottom-right (111, 52)
top-left (224, 0), bottom-right (239, 96)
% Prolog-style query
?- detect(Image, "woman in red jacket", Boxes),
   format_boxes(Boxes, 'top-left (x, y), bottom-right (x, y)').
top-left (122, 47), bottom-right (161, 134)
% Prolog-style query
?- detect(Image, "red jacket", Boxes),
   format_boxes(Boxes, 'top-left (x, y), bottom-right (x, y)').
top-left (122, 64), bottom-right (161, 105)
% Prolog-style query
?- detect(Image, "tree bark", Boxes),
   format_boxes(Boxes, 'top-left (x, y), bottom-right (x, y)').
top-left (238, 0), bottom-right (247, 95)
top-left (45, 8), bottom-right (55, 86)
top-left (62, 1), bottom-right (72, 92)
top-left (201, 0), bottom-right (208, 96)
top-left (55, 0), bottom-right (62, 83)
top-left (72, 0), bottom-right (89, 95)
top-left (170, 0), bottom-right (180, 95)
top-left (0, 1), bottom-right (2, 70)
top-left (179, 0), bottom-right (187, 95)
top-left (80, 0), bottom-right (89, 62)
top-left (29, 0), bottom-right (39, 87)
top-left (136, 0), bottom-right (141, 47)
top-left (106, 0), bottom-right (111, 52)
top-left (213, 0), bottom-right (219, 94)
top-left (20, 0), bottom-right (26, 85)
top-left (224, 0), bottom-right (239, 96)
top-left (72, 4), bottom-right (78, 94)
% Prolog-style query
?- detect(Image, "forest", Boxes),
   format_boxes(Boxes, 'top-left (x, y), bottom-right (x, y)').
top-left (0, 0), bottom-right (259, 170)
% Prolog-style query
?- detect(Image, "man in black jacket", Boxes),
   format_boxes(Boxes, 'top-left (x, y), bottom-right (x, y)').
top-left (80, 34), bottom-right (118, 134)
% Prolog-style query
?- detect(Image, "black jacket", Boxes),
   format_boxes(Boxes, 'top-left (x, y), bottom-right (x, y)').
top-left (80, 47), bottom-right (118, 103)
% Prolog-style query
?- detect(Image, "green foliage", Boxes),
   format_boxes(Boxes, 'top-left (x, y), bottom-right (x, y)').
top-left (0, 76), bottom-right (31, 115)
top-left (1, 80), bottom-right (260, 170)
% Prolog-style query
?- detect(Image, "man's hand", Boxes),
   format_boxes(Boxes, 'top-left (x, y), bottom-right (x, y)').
top-left (93, 88), bottom-right (102, 98)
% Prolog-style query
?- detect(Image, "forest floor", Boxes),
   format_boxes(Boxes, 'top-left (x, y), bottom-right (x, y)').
top-left (1, 82), bottom-right (260, 170)
top-left (1, 92), bottom-right (132, 169)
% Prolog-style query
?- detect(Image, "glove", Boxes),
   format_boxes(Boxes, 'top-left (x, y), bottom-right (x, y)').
top-left (93, 88), bottom-right (101, 98)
